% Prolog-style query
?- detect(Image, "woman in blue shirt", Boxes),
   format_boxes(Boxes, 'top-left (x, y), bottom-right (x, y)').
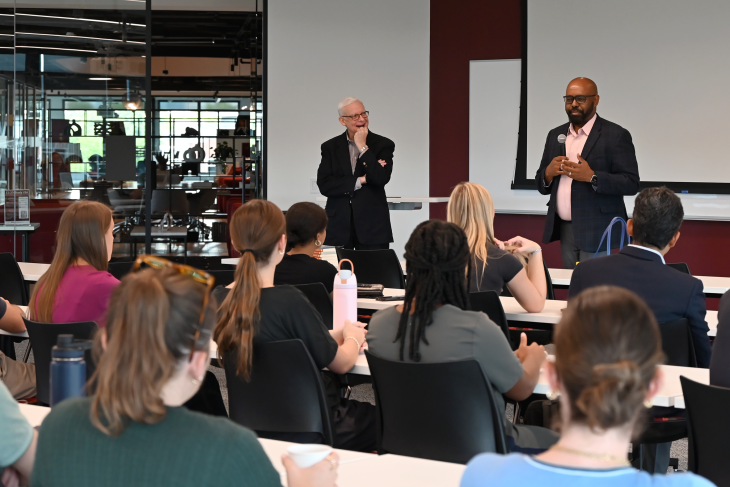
top-left (462, 285), bottom-right (715, 487)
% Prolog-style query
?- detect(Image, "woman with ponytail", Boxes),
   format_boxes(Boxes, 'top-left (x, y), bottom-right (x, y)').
top-left (32, 264), bottom-right (338, 487)
top-left (30, 200), bottom-right (119, 324)
top-left (214, 200), bottom-right (375, 452)
top-left (461, 286), bottom-right (713, 487)
top-left (367, 220), bottom-right (556, 452)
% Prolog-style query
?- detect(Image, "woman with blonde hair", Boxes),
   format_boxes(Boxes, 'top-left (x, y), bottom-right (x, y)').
top-left (214, 200), bottom-right (375, 452)
top-left (29, 200), bottom-right (118, 324)
top-left (448, 182), bottom-right (546, 312)
top-left (461, 286), bottom-right (712, 487)
top-left (32, 262), bottom-right (337, 487)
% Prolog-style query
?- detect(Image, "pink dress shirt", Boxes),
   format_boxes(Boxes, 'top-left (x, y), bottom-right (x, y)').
top-left (556, 113), bottom-right (597, 221)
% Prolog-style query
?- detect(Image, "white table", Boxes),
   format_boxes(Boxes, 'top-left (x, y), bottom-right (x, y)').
top-left (18, 262), bottom-right (50, 282)
top-left (0, 223), bottom-right (40, 262)
top-left (259, 438), bottom-right (373, 477)
top-left (19, 403), bottom-right (51, 427)
top-left (336, 453), bottom-right (465, 487)
top-left (357, 289), bottom-right (718, 337)
top-left (222, 250), bottom-right (408, 274)
top-left (548, 268), bottom-right (730, 295)
top-left (316, 196), bottom-right (450, 211)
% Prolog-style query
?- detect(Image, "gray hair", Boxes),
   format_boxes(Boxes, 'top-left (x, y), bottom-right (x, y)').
top-left (338, 97), bottom-right (363, 116)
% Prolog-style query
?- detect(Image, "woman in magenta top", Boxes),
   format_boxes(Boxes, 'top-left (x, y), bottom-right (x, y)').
top-left (30, 200), bottom-right (119, 325)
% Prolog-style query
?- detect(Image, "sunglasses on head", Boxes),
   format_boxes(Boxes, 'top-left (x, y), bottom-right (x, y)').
top-left (132, 255), bottom-right (214, 361)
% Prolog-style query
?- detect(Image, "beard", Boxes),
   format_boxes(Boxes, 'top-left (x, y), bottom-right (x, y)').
top-left (566, 103), bottom-right (594, 126)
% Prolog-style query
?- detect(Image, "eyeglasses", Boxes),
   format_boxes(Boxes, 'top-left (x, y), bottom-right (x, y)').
top-left (132, 255), bottom-right (214, 361)
top-left (563, 95), bottom-right (597, 104)
top-left (341, 111), bottom-right (369, 121)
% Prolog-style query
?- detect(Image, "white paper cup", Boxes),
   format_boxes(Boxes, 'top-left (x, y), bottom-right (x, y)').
top-left (286, 444), bottom-right (333, 469)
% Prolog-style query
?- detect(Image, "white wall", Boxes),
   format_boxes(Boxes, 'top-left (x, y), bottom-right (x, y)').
top-left (267, 0), bottom-right (430, 259)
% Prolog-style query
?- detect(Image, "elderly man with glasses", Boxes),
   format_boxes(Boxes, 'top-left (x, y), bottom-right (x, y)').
top-left (536, 77), bottom-right (640, 269)
top-left (317, 97), bottom-right (395, 250)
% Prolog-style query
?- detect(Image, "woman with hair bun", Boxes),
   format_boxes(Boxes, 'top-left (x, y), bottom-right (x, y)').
top-left (461, 286), bottom-right (714, 487)
top-left (274, 202), bottom-right (337, 294)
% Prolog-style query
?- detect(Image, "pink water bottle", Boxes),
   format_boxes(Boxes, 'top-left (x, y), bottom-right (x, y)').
top-left (332, 259), bottom-right (357, 330)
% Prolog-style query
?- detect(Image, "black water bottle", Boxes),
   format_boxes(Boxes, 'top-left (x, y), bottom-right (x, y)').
top-left (50, 335), bottom-right (91, 406)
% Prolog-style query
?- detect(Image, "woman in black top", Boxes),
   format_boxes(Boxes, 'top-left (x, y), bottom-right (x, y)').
top-left (214, 200), bottom-right (375, 452)
top-left (275, 202), bottom-right (338, 293)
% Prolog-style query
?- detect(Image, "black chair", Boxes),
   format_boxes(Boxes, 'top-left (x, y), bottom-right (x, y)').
top-left (0, 252), bottom-right (28, 306)
top-left (667, 262), bottom-right (691, 275)
top-left (469, 291), bottom-right (512, 349)
top-left (366, 351), bottom-right (507, 464)
top-left (23, 318), bottom-right (98, 405)
top-left (107, 261), bottom-right (134, 281)
top-left (293, 283), bottom-right (333, 330)
top-left (500, 260), bottom-right (554, 300)
top-left (335, 248), bottom-right (405, 289)
top-left (681, 376), bottom-right (730, 485)
top-left (224, 339), bottom-right (333, 445)
top-left (635, 318), bottom-right (696, 470)
top-left (207, 269), bottom-right (236, 288)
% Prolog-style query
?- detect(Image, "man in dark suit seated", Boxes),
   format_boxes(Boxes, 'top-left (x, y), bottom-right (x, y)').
top-left (710, 292), bottom-right (730, 387)
top-left (317, 97), bottom-right (394, 250)
top-left (569, 186), bottom-right (711, 474)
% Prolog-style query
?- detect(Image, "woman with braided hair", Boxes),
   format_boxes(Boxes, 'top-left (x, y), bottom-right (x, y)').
top-left (368, 220), bottom-right (557, 453)
top-left (461, 286), bottom-right (712, 487)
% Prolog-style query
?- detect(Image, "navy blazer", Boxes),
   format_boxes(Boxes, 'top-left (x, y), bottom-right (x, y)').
top-left (535, 115), bottom-right (640, 252)
top-left (568, 246), bottom-right (711, 368)
top-left (316, 130), bottom-right (394, 246)
top-left (710, 292), bottom-right (730, 387)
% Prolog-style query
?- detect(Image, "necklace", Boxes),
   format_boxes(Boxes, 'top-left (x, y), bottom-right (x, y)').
top-left (550, 445), bottom-right (630, 466)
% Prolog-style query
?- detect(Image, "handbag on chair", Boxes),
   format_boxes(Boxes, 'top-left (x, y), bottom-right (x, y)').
top-left (592, 217), bottom-right (631, 258)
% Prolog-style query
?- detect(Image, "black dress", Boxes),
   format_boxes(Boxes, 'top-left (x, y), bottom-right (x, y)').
top-left (274, 253), bottom-right (338, 293)
top-left (212, 285), bottom-right (376, 451)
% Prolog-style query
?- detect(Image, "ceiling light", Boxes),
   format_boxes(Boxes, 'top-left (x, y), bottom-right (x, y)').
top-left (16, 45), bottom-right (97, 53)
top-left (90, 77), bottom-right (113, 80)
top-left (124, 92), bottom-right (143, 111)
top-left (17, 13), bottom-right (145, 28)
top-left (16, 32), bottom-right (144, 45)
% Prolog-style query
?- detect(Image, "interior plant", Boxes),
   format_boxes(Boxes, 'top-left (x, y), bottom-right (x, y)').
top-left (211, 141), bottom-right (237, 163)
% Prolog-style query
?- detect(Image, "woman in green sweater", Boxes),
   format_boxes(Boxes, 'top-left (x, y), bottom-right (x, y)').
top-left (32, 262), bottom-right (338, 487)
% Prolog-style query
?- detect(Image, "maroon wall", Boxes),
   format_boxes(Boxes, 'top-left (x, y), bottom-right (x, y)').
top-left (429, 0), bottom-right (730, 310)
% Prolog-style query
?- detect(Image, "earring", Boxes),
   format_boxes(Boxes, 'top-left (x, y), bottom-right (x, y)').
top-left (191, 378), bottom-right (201, 386)
top-left (644, 399), bottom-right (653, 408)
top-left (279, 249), bottom-right (285, 255)
top-left (315, 239), bottom-right (322, 247)
top-left (546, 389), bottom-right (560, 400)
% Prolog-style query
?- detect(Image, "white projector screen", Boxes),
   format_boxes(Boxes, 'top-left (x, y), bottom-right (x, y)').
top-left (527, 0), bottom-right (730, 185)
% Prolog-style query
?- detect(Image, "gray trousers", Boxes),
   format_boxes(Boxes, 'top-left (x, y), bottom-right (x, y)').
top-left (559, 221), bottom-right (607, 269)
top-left (0, 350), bottom-right (36, 400)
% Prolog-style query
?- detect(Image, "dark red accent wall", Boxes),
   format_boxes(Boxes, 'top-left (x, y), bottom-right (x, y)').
top-left (429, 0), bottom-right (730, 310)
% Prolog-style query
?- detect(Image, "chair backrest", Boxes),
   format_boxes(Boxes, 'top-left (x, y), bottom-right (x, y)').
top-left (223, 339), bottom-right (333, 445)
top-left (151, 189), bottom-right (190, 215)
top-left (469, 291), bottom-right (512, 349)
top-left (0, 252), bottom-right (28, 305)
top-left (335, 248), bottom-right (405, 289)
top-left (681, 376), bottom-right (730, 485)
top-left (658, 318), bottom-right (697, 367)
top-left (667, 262), bottom-right (691, 275)
top-left (207, 269), bottom-right (236, 288)
top-left (293, 283), bottom-right (334, 330)
top-left (365, 351), bottom-right (507, 464)
top-left (107, 261), bottom-right (134, 281)
top-left (543, 261), bottom-right (555, 300)
top-left (23, 318), bottom-right (99, 405)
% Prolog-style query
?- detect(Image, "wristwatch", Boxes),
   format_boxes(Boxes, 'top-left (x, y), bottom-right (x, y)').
top-left (359, 145), bottom-right (368, 154)
top-left (590, 174), bottom-right (598, 186)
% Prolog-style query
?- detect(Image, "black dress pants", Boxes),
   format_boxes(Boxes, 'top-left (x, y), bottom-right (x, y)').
top-left (344, 204), bottom-right (388, 250)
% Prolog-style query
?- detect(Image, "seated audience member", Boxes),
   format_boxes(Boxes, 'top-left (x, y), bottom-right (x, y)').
top-left (214, 200), bottom-right (375, 452)
top-left (569, 187), bottom-right (711, 367)
top-left (569, 187), bottom-right (710, 474)
top-left (33, 265), bottom-right (338, 487)
top-left (448, 182), bottom-right (546, 312)
top-left (461, 286), bottom-right (712, 487)
top-left (274, 202), bottom-right (337, 294)
top-left (0, 298), bottom-right (35, 399)
top-left (0, 381), bottom-right (37, 487)
top-left (367, 220), bottom-right (557, 453)
top-left (29, 200), bottom-right (119, 325)
top-left (710, 291), bottom-right (730, 388)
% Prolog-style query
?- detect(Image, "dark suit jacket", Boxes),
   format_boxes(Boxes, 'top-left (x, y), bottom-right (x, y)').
top-left (569, 246), bottom-right (711, 368)
top-left (317, 130), bottom-right (394, 246)
top-left (535, 115), bottom-right (640, 252)
top-left (710, 292), bottom-right (730, 387)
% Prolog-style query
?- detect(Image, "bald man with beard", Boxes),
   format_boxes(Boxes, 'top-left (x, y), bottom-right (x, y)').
top-left (536, 78), bottom-right (640, 269)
